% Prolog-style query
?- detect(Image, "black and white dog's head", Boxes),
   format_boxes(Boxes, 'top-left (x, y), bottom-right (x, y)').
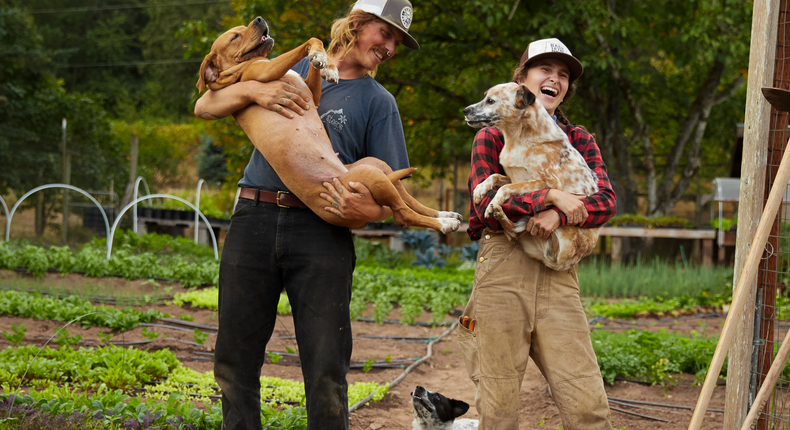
top-left (411, 385), bottom-right (478, 430)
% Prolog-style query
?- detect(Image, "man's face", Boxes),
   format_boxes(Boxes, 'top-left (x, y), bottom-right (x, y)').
top-left (347, 19), bottom-right (404, 72)
top-left (516, 58), bottom-right (570, 116)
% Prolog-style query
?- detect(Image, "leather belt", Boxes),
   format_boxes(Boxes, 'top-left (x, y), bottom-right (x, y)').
top-left (238, 188), bottom-right (308, 209)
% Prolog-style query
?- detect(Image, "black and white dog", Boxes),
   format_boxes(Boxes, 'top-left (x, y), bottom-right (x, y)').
top-left (411, 385), bottom-right (479, 430)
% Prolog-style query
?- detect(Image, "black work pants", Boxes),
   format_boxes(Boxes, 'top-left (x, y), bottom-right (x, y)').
top-left (214, 198), bottom-right (355, 430)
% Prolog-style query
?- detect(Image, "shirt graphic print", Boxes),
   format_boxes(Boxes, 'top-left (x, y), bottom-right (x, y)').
top-left (321, 108), bottom-right (347, 133)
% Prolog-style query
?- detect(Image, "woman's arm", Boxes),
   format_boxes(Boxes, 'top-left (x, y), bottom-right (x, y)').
top-left (194, 79), bottom-right (312, 120)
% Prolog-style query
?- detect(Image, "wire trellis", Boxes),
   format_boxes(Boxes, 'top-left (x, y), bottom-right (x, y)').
top-left (752, 2), bottom-right (790, 429)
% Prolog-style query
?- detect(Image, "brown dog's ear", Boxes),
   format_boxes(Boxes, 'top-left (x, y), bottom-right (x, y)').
top-left (197, 53), bottom-right (219, 93)
top-left (515, 85), bottom-right (536, 109)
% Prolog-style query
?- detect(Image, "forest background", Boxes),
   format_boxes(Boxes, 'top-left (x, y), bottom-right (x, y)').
top-left (0, 0), bottom-right (753, 228)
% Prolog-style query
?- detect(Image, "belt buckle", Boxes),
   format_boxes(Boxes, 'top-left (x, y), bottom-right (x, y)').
top-left (276, 191), bottom-right (290, 208)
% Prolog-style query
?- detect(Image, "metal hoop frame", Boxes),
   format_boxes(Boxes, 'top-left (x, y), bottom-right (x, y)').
top-left (132, 177), bottom-right (151, 234)
top-left (194, 179), bottom-right (206, 243)
top-left (4, 184), bottom-right (110, 245)
top-left (109, 194), bottom-right (218, 260)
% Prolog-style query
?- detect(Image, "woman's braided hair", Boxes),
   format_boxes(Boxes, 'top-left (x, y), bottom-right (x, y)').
top-left (511, 63), bottom-right (578, 126)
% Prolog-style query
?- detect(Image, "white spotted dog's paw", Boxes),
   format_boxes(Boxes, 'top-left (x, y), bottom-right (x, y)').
top-left (438, 217), bottom-right (461, 234)
top-left (437, 211), bottom-right (463, 221)
top-left (473, 182), bottom-right (492, 204)
top-left (321, 66), bottom-right (339, 83)
top-left (308, 51), bottom-right (327, 69)
top-left (484, 203), bottom-right (506, 221)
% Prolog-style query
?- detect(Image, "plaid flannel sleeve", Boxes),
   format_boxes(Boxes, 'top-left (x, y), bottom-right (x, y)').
top-left (564, 127), bottom-right (617, 228)
top-left (467, 127), bottom-right (549, 240)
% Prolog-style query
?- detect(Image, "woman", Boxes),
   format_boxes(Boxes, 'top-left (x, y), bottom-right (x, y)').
top-left (460, 38), bottom-right (616, 430)
top-left (194, 1), bottom-right (419, 429)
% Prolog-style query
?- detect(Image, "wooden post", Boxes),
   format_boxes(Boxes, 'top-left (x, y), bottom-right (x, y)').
top-left (723, 1), bottom-right (779, 429)
top-left (61, 118), bottom-right (69, 245)
top-left (121, 135), bottom-right (139, 208)
top-left (702, 239), bottom-right (712, 268)
top-left (610, 237), bottom-right (622, 264)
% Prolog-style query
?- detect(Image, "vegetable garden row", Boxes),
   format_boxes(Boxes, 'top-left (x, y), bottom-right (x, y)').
top-left (0, 231), bottom-right (744, 429)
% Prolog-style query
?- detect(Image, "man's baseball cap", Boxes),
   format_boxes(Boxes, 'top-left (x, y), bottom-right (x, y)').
top-left (519, 38), bottom-right (583, 82)
top-left (352, 0), bottom-right (419, 50)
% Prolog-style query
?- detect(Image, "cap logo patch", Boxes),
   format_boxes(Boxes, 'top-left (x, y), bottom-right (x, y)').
top-left (549, 42), bottom-right (566, 53)
top-left (400, 6), bottom-right (412, 29)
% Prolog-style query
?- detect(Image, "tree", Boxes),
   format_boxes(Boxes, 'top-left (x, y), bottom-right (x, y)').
top-left (196, 135), bottom-right (228, 185)
top-left (0, 7), bottom-right (124, 198)
top-left (0, 6), bottom-right (126, 239)
top-left (181, 0), bottom-right (751, 218)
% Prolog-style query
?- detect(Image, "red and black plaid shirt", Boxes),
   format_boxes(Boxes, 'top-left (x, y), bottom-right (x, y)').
top-left (467, 125), bottom-right (616, 240)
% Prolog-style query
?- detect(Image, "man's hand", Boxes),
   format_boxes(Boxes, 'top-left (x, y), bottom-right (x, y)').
top-left (526, 210), bottom-right (561, 239)
top-left (249, 80), bottom-right (311, 119)
top-left (546, 189), bottom-right (588, 225)
top-left (320, 178), bottom-right (390, 222)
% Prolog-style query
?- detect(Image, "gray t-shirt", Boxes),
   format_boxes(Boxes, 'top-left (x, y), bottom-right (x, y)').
top-left (238, 58), bottom-right (410, 191)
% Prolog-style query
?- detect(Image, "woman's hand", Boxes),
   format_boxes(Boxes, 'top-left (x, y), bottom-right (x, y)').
top-left (546, 189), bottom-right (588, 225)
top-left (526, 210), bottom-right (560, 239)
top-left (194, 80), bottom-right (311, 120)
top-left (320, 178), bottom-right (391, 222)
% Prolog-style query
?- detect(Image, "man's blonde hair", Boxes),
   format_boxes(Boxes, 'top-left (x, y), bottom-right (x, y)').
top-left (328, 10), bottom-right (382, 77)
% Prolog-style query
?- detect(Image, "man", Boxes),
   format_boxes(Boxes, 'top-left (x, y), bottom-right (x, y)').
top-left (194, 1), bottom-right (420, 429)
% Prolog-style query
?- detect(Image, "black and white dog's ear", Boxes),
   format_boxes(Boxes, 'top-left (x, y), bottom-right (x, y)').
top-left (450, 399), bottom-right (470, 418)
top-left (515, 85), bottom-right (536, 109)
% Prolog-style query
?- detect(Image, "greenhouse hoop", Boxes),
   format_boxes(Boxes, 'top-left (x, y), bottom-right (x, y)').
top-left (0, 195), bottom-right (8, 241)
top-left (110, 194), bottom-right (218, 260)
top-left (132, 176), bottom-right (151, 234)
top-left (4, 184), bottom-right (110, 245)
top-left (194, 179), bottom-right (206, 244)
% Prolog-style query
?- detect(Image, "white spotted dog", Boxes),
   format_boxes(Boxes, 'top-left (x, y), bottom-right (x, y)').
top-left (463, 82), bottom-right (600, 272)
top-left (411, 385), bottom-right (478, 430)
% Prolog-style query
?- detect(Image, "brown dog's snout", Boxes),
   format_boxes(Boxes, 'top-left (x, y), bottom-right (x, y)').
top-left (463, 105), bottom-right (475, 117)
top-left (252, 16), bottom-right (268, 33)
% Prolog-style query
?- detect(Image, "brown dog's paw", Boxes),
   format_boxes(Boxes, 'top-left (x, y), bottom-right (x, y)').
top-left (321, 66), bottom-right (339, 84)
top-left (438, 217), bottom-right (461, 234)
top-left (308, 51), bottom-right (327, 69)
top-left (438, 211), bottom-right (463, 221)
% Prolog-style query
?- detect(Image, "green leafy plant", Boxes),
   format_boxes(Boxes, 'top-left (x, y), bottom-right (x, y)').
top-left (362, 358), bottom-right (375, 373)
top-left (54, 329), bottom-right (82, 349)
top-left (285, 346), bottom-right (296, 354)
top-left (192, 329), bottom-right (208, 345)
top-left (267, 351), bottom-right (283, 364)
top-left (178, 313), bottom-right (195, 322)
top-left (710, 217), bottom-right (737, 231)
top-left (384, 353), bottom-right (392, 363)
top-left (96, 330), bottom-right (114, 343)
top-left (2, 323), bottom-right (26, 347)
top-left (141, 327), bottom-right (160, 340)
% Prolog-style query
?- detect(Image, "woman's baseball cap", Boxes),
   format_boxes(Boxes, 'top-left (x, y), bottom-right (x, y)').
top-left (352, 0), bottom-right (420, 50)
top-left (519, 38), bottom-right (583, 82)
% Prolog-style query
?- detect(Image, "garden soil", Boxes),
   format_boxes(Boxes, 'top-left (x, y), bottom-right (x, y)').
top-left (0, 271), bottom-right (728, 429)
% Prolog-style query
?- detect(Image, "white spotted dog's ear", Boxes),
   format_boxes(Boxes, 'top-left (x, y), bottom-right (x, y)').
top-left (515, 85), bottom-right (536, 109)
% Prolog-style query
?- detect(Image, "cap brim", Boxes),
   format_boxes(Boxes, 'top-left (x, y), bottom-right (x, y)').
top-left (525, 52), bottom-right (583, 82)
top-left (376, 16), bottom-right (420, 50)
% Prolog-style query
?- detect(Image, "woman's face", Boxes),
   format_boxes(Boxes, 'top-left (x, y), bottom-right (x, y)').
top-left (516, 58), bottom-right (570, 116)
top-left (346, 19), bottom-right (404, 73)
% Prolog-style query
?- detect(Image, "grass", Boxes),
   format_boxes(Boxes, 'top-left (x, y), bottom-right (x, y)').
top-left (577, 258), bottom-right (733, 299)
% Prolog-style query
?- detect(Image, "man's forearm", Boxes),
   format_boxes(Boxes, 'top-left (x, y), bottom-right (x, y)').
top-left (194, 83), bottom-right (253, 120)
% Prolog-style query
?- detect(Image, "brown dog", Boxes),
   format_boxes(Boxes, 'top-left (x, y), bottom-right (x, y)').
top-left (463, 83), bottom-right (599, 271)
top-left (197, 17), bottom-right (462, 233)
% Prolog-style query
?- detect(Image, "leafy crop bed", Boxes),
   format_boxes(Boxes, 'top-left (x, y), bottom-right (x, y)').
top-left (0, 232), bottom-right (736, 429)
